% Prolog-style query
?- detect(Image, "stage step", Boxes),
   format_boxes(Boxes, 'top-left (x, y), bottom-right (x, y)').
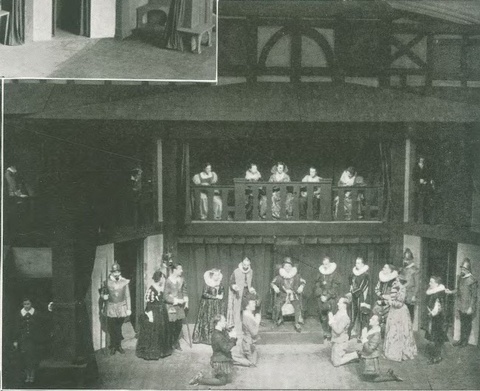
top-left (258, 318), bottom-right (324, 345)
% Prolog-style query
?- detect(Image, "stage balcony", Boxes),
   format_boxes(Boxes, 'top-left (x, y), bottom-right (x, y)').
top-left (188, 179), bottom-right (383, 223)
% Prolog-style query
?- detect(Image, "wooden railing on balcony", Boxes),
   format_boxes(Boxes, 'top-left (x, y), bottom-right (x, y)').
top-left (189, 179), bottom-right (383, 222)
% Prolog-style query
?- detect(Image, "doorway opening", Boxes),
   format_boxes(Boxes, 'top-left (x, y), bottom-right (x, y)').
top-left (422, 238), bottom-right (457, 338)
top-left (114, 239), bottom-right (144, 336)
top-left (52, 0), bottom-right (87, 39)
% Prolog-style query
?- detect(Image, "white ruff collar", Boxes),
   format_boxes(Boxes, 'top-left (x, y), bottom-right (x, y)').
top-left (280, 267), bottom-right (297, 279)
top-left (353, 264), bottom-right (369, 276)
top-left (21, 308), bottom-right (35, 316)
top-left (238, 263), bottom-right (251, 274)
top-left (405, 262), bottom-right (415, 269)
top-left (110, 275), bottom-right (128, 282)
top-left (462, 273), bottom-right (472, 279)
top-left (426, 284), bottom-right (445, 295)
top-left (204, 270), bottom-right (223, 287)
top-left (379, 270), bottom-right (398, 283)
top-left (319, 263), bottom-right (337, 275)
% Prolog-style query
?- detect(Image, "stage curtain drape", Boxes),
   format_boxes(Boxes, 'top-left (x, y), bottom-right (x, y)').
top-left (177, 242), bottom-right (390, 320)
top-left (379, 140), bottom-right (392, 221)
top-left (164, 0), bottom-right (186, 51)
top-left (79, 0), bottom-right (90, 37)
top-left (3, 0), bottom-right (25, 45)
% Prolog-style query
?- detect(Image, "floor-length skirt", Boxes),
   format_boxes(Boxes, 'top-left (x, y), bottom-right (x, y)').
top-left (136, 303), bottom-right (172, 360)
top-left (192, 297), bottom-right (227, 344)
top-left (384, 305), bottom-right (417, 361)
top-left (164, 0), bottom-right (186, 51)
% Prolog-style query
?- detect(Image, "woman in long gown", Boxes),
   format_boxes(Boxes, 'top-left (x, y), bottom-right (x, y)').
top-left (192, 269), bottom-right (227, 345)
top-left (373, 264), bottom-right (398, 337)
top-left (136, 270), bottom-right (172, 360)
top-left (269, 162), bottom-right (293, 219)
top-left (383, 274), bottom-right (417, 361)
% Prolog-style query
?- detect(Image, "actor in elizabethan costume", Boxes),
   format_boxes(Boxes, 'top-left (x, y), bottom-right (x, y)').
top-left (358, 314), bottom-right (403, 383)
top-left (240, 298), bottom-right (262, 366)
top-left (102, 262), bottom-right (131, 355)
top-left (400, 248), bottom-right (419, 321)
top-left (328, 297), bottom-right (358, 367)
top-left (315, 256), bottom-right (340, 339)
top-left (164, 263), bottom-right (189, 351)
top-left (192, 268), bottom-right (227, 345)
top-left (189, 315), bottom-right (237, 387)
top-left (348, 257), bottom-right (370, 338)
top-left (271, 257), bottom-right (306, 332)
top-left (446, 258), bottom-right (478, 347)
top-left (227, 257), bottom-right (257, 334)
top-left (424, 276), bottom-right (448, 364)
top-left (12, 298), bottom-right (50, 383)
top-left (373, 264), bottom-right (398, 336)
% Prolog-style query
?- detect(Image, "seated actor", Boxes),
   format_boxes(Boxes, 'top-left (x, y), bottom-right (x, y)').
top-left (271, 257), bottom-right (306, 332)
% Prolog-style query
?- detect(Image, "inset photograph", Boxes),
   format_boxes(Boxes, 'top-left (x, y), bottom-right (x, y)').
top-left (0, 0), bottom-right (217, 81)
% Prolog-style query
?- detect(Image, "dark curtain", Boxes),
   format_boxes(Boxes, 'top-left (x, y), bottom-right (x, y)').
top-left (79, 0), bottom-right (90, 37)
top-left (177, 242), bottom-right (390, 320)
top-left (178, 142), bottom-right (190, 227)
top-left (379, 140), bottom-right (392, 221)
top-left (3, 0), bottom-right (25, 45)
top-left (164, 0), bottom-right (186, 51)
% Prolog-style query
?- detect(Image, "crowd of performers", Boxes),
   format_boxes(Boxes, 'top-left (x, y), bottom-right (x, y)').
top-left (10, 250), bottom-right (477, 385)
top-left (192, 162), bottom-right (370, 221)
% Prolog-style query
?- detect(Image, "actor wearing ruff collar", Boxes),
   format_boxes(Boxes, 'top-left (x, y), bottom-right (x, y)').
top-left (446, 259), bottom-right (478, 347)
top-left (349, 257), bottom-right (370, 338)
top-left (358, 314), bottom-right (403, 383)
top-left (165, 263), bottom-right (189, 351)
top-left (136, 270), bottom-right (172, 360)
top-left (383, 273), bottom-right (417, 362)
top-left (227, 257), bottom-right (257, 334)
top-left (373, 264), bottom-right (398, 336)
top-left (193, 269), bottom-right (227, 345)
top-left (424, 276), bottom-right (448, 364)
top-left (102, 262), bottom-right (131, 355)
top-left (239, 298), bottom-right (262, 366)
top-left (271, 257), bottom-right (306, 332)
top-left (12, 297), bottom-right (51, 383)
top-left (400, 248), bottom-right (419, 321)
top-left (315, 256), bottom-right (340, 339)
top-left (328, 297), bottom-right (359, 366)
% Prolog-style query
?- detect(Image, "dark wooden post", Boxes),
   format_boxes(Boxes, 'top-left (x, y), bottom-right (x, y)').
top-left (234, 179), bottom-right (246, 221)
top-left (162, 138), bottom-right (178, 253)
top-left (320, 180), bottom-right (332, 221)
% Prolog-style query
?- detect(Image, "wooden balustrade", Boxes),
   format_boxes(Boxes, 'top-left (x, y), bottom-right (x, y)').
top-left (190, 181), bottom-right (383, 222)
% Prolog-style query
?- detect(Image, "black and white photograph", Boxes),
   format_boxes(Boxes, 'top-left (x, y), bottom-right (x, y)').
top-left (0, 0), bottom-right (217, 81)
top-left (2, 0), bottom-right (480, 390)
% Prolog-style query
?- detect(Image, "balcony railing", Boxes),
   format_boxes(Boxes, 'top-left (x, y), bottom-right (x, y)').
top-left (189, 179), bottom-right (383, 222)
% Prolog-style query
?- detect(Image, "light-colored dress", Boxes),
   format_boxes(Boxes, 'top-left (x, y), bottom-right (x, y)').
top-left (383, 281), bottom-right (417, 361)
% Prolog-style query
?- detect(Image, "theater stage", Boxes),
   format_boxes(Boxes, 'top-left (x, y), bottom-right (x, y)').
top-left (0, 35), bottom-right (216, 81)
top-left (90, 323), bottom-right (480, 390)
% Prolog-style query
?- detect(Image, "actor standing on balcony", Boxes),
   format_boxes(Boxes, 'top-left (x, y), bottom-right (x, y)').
top-left (400, 248), bottom-right (419, 321)
top-left (245, 163), bottom-right (266, 219)
top-left (102, 262), bottom-right (131, 355)
top-left (349, 257), bottom-right (370, 338)
top-left (299, 167), bottom-right (322, 219)
top-left (192, 163), bottom-right (223, 220)
top-left (412, 156), bottom-right (435, 223)
top-left (269, 162), bottom-right (294, 219)
top-left (165, 264), bottom-right (189, 351)
top-left (315, 256), bottom-right (341, 340)
top-left (446, 258), bottom-right (478, 347)
top-left (192, 268), bottom-right (227, 345)
top-left (227, 257), bottom-right (257, 335)
top-left (271, 257), bottom-right (306, 332)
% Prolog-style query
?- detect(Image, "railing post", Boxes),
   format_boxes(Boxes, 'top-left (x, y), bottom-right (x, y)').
top-left (207, 188), bottom-right (214, 220)
top-left (252, 186), bottom-right (260, 221)
top-left (321, 180), bottom-right (332, 221)
top-left (292, 185), bottom-right (300, 220)
top-left (351, 188), bottom-right (359, 221)
top-left (221, 188), bottom-right (229, 221)
top-left (234, 179), bottom-right (246, 221)
top-left (266, 184), bottom-right (273, 220)
top-left (306, 184), bottom-right (314, 220)
top-left (279, 185), bottom-right (287, 220)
